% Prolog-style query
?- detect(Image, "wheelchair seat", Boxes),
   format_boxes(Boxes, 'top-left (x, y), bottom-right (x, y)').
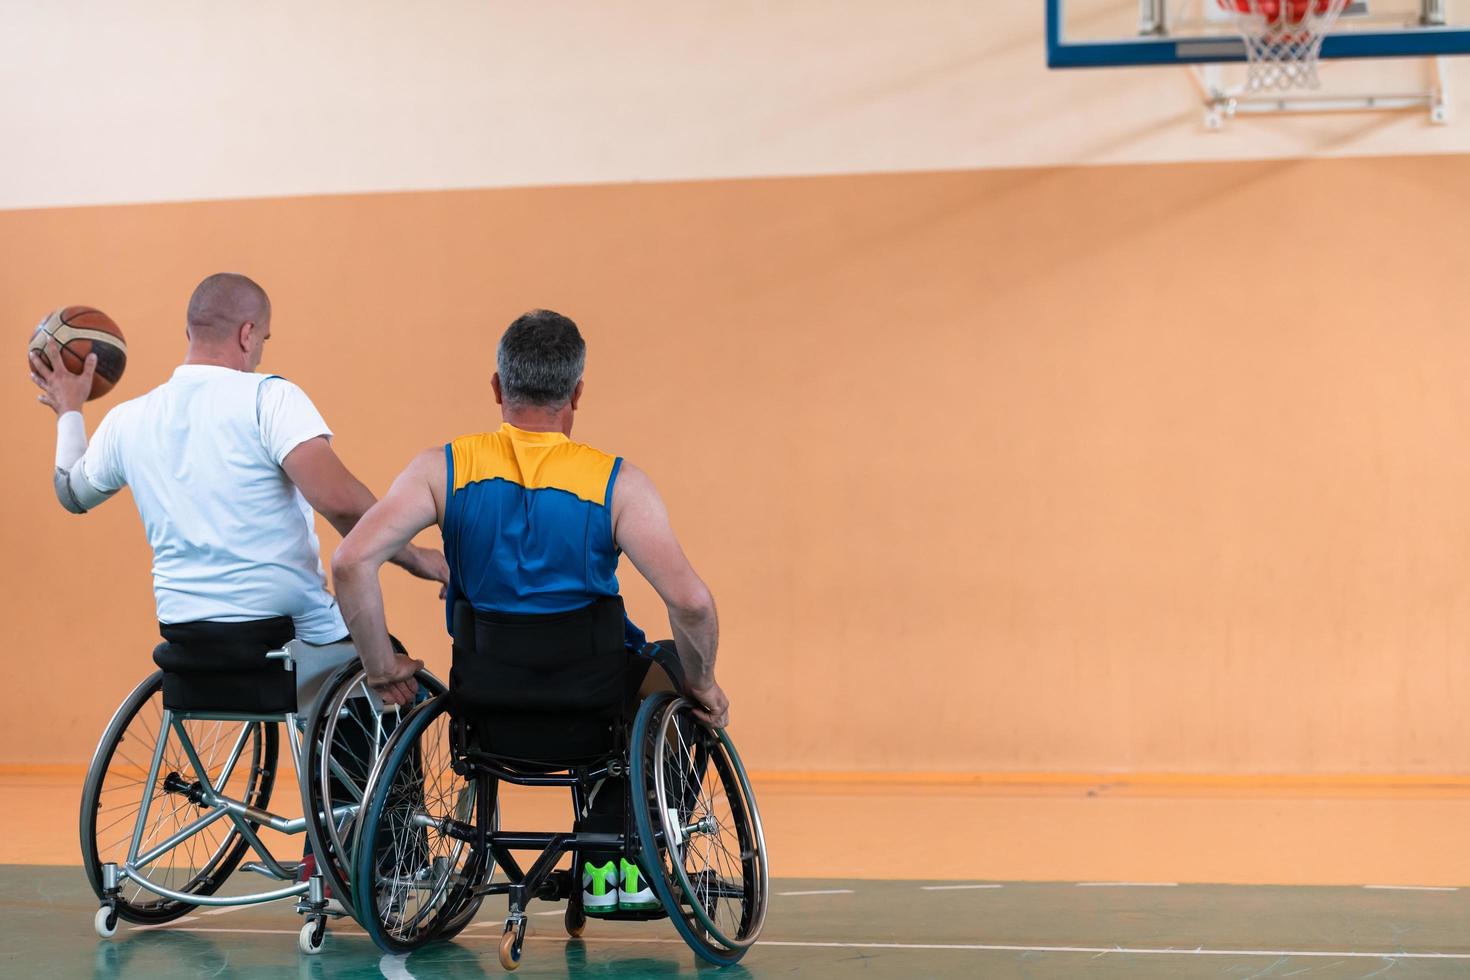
top-left (151, 615), bottom-right (297, 714)
top-left (449, 596), bottom-right (639, 762)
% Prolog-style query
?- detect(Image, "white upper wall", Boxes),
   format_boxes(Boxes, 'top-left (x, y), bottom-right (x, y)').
top-left (2, 0), bottom-right (1468, 209)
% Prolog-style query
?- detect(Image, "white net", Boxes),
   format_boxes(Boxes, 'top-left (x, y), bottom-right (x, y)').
top-left (1215, 0), bottom-right (1352, 90)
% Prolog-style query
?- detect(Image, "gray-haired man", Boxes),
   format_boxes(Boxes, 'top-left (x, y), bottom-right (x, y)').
top-left (332, 308), bottom-right (727, 915)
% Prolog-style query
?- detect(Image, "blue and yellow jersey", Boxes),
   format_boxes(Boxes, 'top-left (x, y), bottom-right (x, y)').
top-left (442, 423), bottom-right (645, 648)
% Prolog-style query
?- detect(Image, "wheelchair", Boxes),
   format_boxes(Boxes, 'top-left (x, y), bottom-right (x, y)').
top-left (349, 598), bottom-right (769, 970)
top-left (79, 617), bottom-right (442, 955)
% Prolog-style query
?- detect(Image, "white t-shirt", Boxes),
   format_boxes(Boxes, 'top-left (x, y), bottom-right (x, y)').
top-left (82, 364), bottom-right (349, 643)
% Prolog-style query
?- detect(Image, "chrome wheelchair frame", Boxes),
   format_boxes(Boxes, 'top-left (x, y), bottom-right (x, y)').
top-left (80, 644), bottom-right (442, 955)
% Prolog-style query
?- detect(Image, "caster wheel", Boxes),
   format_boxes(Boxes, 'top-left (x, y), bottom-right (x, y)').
top-left (498, 925), bottom-right (523, 971)
top-left (298, 920), bottom-right (326, 955)
top-left (94, 906), bottom-right (118, 939)
top-left (565, 902), bottom-right (586, 938)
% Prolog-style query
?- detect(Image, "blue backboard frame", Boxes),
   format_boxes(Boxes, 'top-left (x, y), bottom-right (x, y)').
top-left (1046, 0), bottom-right (1470, 67)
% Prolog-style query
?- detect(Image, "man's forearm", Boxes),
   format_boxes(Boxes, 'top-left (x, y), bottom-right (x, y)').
top-left (51, 411), bottom-right (114, 514)
top-left (55, 411), bottom-right (86, 467)
top-left (669, 602), bottom-right (719, 688)
top-left (316, 477), bottom-right (376, 538)
top-left (53, 411), bottom-right (89, 513)
top-left (332, 562), bottom-right (397, 676)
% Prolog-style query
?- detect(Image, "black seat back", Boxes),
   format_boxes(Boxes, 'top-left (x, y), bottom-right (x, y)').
top-left (450, 597), bottom-right (632, 762)
top-left (153, 616), bottom-right (296, 714)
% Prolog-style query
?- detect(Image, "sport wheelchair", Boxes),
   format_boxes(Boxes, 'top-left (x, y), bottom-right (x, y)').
top-left (349, 598), bottom-right (769, 970)
top-left (79, 617), bottom-right (441, 954)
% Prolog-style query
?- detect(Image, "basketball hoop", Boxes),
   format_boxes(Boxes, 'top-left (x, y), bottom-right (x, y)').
top-left (1215, 0), bottom-right (1352, 91)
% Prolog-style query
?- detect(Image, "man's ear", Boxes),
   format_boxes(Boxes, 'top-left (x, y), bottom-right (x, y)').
top-left (569, 379), bottom-right (584, 411)
top-left (238, 321), bottom-right (255, 351)
top-left (491, 373), bottom-right (504, 406)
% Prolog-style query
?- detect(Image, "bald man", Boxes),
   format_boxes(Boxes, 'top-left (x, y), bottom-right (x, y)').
top-left (29, 272), bottom-right (440, 698)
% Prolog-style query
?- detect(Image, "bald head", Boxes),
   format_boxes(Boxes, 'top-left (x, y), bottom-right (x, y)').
top-left (187, 273), bottom-right (270, 342)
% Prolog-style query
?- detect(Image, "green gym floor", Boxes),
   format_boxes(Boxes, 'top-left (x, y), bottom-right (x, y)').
top-left (5, 866), bottom-right (1470, 979)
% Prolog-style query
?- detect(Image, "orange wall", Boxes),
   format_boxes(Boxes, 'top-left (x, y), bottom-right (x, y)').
top-left (5, 155), bottom-right (1470, 773)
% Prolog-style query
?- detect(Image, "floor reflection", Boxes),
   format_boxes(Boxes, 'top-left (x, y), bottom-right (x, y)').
top-left (370, 936), bottom-right (755, 978)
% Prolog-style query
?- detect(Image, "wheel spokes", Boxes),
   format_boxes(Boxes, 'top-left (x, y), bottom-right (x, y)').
top-left (650, 701), bottom-right (764, 950)
top-left (91, 688), bottom-right (268, 914)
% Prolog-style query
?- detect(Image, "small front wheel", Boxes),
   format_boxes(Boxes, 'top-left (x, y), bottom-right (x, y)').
top-left (298, 920), bottom-right (326, 955)
top-left (564, 897), bottom-right (586, 939)
top-left (498, 925), bottom-right (522, 971)
top-left (94, 906), bottom-right (118, 939)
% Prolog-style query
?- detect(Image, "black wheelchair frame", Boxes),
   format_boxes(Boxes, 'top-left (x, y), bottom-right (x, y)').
top-left (350, 645), bottom-right (768, 971)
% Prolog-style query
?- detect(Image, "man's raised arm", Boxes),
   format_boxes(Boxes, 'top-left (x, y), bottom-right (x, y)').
top-left (611, 461), bottom-right (729, 727)
top-left (332, 448), bottom-right (446, 705)
top-left (29, 340), bottom-right (121, 515)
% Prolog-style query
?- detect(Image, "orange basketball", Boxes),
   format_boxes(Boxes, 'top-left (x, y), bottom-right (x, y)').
top-left (1217, 0), bottom-right (1338, 23)
top-left (27, 306), bottom-right (128, 401)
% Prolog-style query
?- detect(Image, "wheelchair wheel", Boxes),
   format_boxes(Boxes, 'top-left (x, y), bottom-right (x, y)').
top-left (301, 661), bottom-right (445, 919)
top-left (79, 671), bottom-right (278, 924)
top-left (352, 696), bottom-right (490, 952)
top-left (630, 692), bottom-right (768, 966)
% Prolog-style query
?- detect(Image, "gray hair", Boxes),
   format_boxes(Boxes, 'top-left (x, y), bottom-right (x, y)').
top-left (496, 310), bottom-right (586, 407)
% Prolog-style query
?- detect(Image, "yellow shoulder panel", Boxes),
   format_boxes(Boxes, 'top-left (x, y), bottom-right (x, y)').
top-left (450, 432), bottom-right (519, 492)
top-left (527, 442), bottom-right (618, 506)
top-left (451, 432), bottom-right (617, 506)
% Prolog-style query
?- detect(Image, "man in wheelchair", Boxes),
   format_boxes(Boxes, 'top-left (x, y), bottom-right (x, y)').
top-left (333, 310), bottom-right (763, 967)
top-left (35, 274), bottom-right (448, 936)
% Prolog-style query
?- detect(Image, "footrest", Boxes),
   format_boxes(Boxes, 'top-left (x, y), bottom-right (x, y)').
top-left (585, 907), bottom-right (669, 922)
top-left (541, 869), bottom-right (574, 901)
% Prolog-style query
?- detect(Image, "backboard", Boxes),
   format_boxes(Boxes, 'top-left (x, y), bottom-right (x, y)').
top-left (1048, 0), bottom-right (1470, 68)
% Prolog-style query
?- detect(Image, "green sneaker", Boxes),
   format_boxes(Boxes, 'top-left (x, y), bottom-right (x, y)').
top-left (618, 856), bottom-right (659, 910)
top-left (582, 860), bottom-right (618, 915)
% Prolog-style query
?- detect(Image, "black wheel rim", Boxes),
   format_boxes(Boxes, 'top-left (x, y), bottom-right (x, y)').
top-left (302, 665), bottom-right (446, 917)
top-left (353, 698), bottom-right (489, 952)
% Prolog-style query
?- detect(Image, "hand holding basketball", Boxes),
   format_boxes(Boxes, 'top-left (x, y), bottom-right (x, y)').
top-left (26, 306), bottom-right (128, 406)
top-left (29, 339), bottom-right (97, 416)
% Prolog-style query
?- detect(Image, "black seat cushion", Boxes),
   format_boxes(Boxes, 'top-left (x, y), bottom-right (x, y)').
top-left (450, 597), bottom-right (633, 763)
top-left (153, 616), bottom-right (297, 714)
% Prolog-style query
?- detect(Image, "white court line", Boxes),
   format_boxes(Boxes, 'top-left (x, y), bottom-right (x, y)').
top-left (130, 916), bottom-right (198, 930)
top-left (777, 889), bottom-right (854, 896)
top-left (461, 910), bottom-right (591, 924)
top-left (201, 903), bottom-right (259, 916)
top-left (163, 928), bottom-right (1470, 960)
top-left (747, 941), bottom-right (1470, 960)
top-left (1363, 885), bottom-right (1459, 892)
top-left (921, 884), bottom-right (1003, 891)
top-left (1076, 882), bottom-right (1179, 888)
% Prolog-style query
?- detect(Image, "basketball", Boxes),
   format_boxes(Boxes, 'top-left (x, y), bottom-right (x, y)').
top-left (27, 306), bottom-right (128, 401)
top-left (1218, 0), bottom-right (1338, 24)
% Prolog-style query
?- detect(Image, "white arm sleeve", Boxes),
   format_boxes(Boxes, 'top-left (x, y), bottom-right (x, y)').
top-left (55, 411), bottom-right (86, 468)
top-left (52, 410), bottom-right (123, 514)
